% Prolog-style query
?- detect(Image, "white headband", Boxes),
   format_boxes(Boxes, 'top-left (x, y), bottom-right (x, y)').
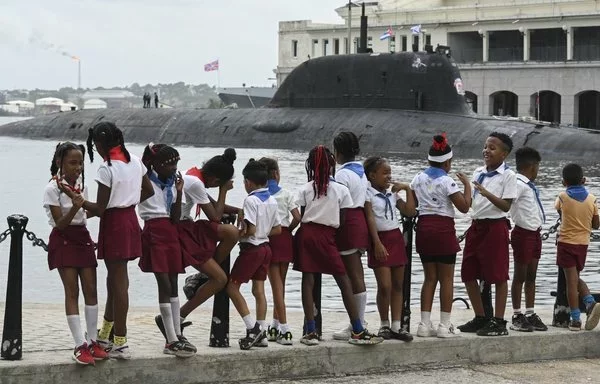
top-left (428, 151), bottom-right (453, 162)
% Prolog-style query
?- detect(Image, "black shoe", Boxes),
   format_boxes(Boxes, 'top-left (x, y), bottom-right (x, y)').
top-left (390, 329), bottom-right (413, 342)
top-left (526, 313), bottom-right (548, 331)
top-left (183, 273), bottom-right (210, 300)
top-left (476, 318), bottom-right (509, 336)
top-left (178, 335), bottom-right (197, 353)
top-left (510, 313), bottom-right (534, 332)
top-left (377, 326), bottom-right (393, 340)
top-left (457, 316), bottom-right (488, 333)
top-left (238, 323), bottom-right (266, 350)
top-left (155, 315), bottom-right (193, 343)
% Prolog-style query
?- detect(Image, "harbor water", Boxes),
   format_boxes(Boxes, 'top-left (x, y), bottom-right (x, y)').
top-left (1, 116), bottom-right (600, 313)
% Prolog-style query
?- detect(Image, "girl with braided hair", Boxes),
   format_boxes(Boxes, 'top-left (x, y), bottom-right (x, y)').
top-left (44, 142), bottom-right (108, 365)
top-left (294, 145), bottom-right (383, 346)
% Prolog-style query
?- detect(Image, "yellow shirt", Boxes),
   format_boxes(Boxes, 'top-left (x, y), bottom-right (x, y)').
top-left (555, 191), bottom-right (598, 245)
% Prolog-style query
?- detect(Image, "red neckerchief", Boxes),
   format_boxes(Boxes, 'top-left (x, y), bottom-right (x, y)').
top-left (103, 146), bottom-right (129, 163)
top-left (53, 176), bottom-right (82, 194)
top-left (186, 167), bottom-right (205, 218)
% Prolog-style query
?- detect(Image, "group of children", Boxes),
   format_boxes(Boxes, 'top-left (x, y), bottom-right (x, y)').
top-left (43, 121), bottom-right (600, 365)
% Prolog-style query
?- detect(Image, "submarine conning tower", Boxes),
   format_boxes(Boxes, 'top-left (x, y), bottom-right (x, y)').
top-left (268, 50), bottom-right (473, 115)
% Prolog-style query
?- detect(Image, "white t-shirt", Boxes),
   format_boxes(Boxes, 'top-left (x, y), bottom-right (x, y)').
top-left (181, 175), bottom-right (210, 221)
top-left (365, 186), bottom-right (401, 232)
top-left (296, 180), bottom-right (354, 228)
top-left (335, 161), bottom-right (369, 208)
top-left (138, 173), bottom-right (186, 221)
top-left (240, 188), bottom-right (281, 246)
top-left (471, 163), bottom-right (517, 219)
top-left (43, 180), bottom-right (88, 227)
top-left (509, 174), bottom-right (544, 231)
top-left (272, 188), bottom-right (298, 228)
top-left (410, 170), bottom-right (461, 218)
top-left (95, 154), bottom-right (145, 209)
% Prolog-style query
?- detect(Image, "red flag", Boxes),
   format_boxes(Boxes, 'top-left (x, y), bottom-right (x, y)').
top-left (204, 60), bottom-right (219, 72)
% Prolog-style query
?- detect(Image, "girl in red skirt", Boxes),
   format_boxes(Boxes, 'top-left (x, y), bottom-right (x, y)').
top-left (410, 134), bottom-right (471, 338)
top-left (80, 122), bottom-right (155, 359)
top-left (258, 157), bottom-right (301, 345)
top-left (295, 145), bottom-right (383, 346)
top-left (363, 157), bottom-right (416, 342)
top-left (45, 142), bottom-right (108, 365)
top-left (138, 143), bottom-right (195, 358)
top-left (332, 132), bottom-right (370, 340)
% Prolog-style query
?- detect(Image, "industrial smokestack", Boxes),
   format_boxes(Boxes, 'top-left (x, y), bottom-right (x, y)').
top-left (359, 3), bottom-right (367, 53)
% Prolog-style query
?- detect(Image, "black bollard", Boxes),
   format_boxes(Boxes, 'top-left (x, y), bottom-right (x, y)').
top-left (1, 214), bottom-right (28, 361)
top-left (480, 281), bottom-right (493, 319)
top-left (552, 267), bottom-right (570, 327)
top-left (400, 216), bottom-right (414, 332)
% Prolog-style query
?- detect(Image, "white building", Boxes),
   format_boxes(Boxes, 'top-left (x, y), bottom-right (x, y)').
top-left (83, 98), bottom-right (108, 109)
top-left (278, 0), bottom-right (600, 128)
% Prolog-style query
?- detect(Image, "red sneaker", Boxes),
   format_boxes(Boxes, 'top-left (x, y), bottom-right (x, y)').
top-left (89, 341), bottom-right (109, 360)
top-left (73, 343), bottom-right (95, 365)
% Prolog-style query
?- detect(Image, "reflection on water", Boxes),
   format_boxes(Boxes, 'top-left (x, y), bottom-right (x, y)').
top-left (1, 135), bottom-right (600, 313)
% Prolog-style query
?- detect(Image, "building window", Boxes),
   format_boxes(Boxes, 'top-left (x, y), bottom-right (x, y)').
top-left (413, 35), bottom-right (419, 51)
top-left (322, 39), bottom-right (329, 56)
top-left (292, 40), bottom-right (298, 58)
top-left (312, 39), bottom-right (318, 57)
top-left (401, 36), bottom-right (407, 51)
top-left (334, 38), bottom-right (340, 54)
top-left (344, 37), bottom-right (349, 54)
top-left (354, 37), bottom-right (359, 53)
top-left (389, 36), bottom-right (396, 52)
top-left (425, 34), bottom-right (431, 46)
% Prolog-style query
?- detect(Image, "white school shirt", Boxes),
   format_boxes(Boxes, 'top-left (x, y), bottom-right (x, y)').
top-left (181, 175), bottom-right (210, 221)
top-left (410, 170), bottom-right (461, 218)
top-left (138, 173), bottom-right (186, 221)
top-left (240, 188), bottom-right (281, 246)
top-left (365, 186), bottom-right (401, 232)
top-left (296, 180), bottom-right (354, 228)
top-left (335, 161), bottom-right (369, 208)
top-left (471, 162), bottom-right (517, 219)
top-left (95, 154), bottom-right (145, 209)
top-left (509, 174), bottom-right (544, 231)
top-left (272, 188), bottom-right (298, 228)
top-left (43, 181), bottom-right (88, 227)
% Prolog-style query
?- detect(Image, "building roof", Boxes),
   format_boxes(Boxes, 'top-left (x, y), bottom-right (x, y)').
top-left (35, 97), bottom-right (64, 106)
top-left (7, 100), bottom-right (34, 107)
top-left (83, 98), bottom-right (108, 109)
top-left (81, 90), bottom-right (135, 100)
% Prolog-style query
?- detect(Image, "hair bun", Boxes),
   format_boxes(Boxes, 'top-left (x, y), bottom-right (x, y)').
top-left (223, 148), bottom-right (237, 164)
top-left (431, 133), bottom-right (448, 151)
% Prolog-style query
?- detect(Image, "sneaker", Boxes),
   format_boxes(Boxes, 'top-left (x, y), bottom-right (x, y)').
top-left (416, 322), bottom-right (437, 337)
top-left (267, 325), bottom-right (279, 342)
top-left (276, 331), bottom-right (293, 346)
top-left (437, 323), bottom-right (461, 338)
top-left (183, 272), bottom-right (210, 300)
top-left (88, 341), bottom-right (109, 360)
top-left (457, 316), bottom-right (489, 333)
top-left (510, 313), bottom-right (534, 332)
top-left (526, 313), bottom-right (548, 331)
top-left (256, 337), bottom-right (269, 347)
top-left (569, 319), bottom-right (582, 331)
top-left (391, 328), bottom-right (413, 342)
top-left (178, 335), bottom-right (197, 353)
top-left (109, 343), bottom-right (132, 360)
top-left (349, 329), bottom-right (385, 345)
top-left (95, 338), bottom-right (113, 353)
top-left (585, 302), bottom-right (600, 330)
top-left (300, 332), bottom-right (320, 346)
top-left (155, 315), bottom-right (193, 343)
top-left (332, 324), bottom-right (352, 341)
top-left (476, 318), bottom-right (509, 337)
top-left (73, 343), bottom-right (95, 365)
top-left (164, 340), bottom-right (196, 358)
top-left (377, 326), bottom-right (393, 340)
top-left (238, 324), bottom-right (266, 350)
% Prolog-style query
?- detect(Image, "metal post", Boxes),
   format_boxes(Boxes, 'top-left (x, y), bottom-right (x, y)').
top-left (552, 267), bottom-right (570, 327)
top-left (1, 214), bottom-right (28, 360)
top-left (347, 1), bottom-right (352, 54)
top-left (400, 216), bottom-right (414, 332)
top-left (480, 281), bottom-right (493, 318)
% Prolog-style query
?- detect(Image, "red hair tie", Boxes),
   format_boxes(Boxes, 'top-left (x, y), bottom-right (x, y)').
top-left (432, 133), bottom-right (448, 151)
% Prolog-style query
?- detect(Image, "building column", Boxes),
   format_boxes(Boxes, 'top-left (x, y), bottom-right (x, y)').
top-left (566, 27), bottom-right (574, 60)
top-left (523, 29), bottom-right (530, 61)
top-left (482, 32), bottom-right (489, 62)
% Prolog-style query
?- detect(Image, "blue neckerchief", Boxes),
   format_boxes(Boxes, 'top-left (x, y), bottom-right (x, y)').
top-left (148, 171), bottom-right (175, 213)
top-left (250, 188), bottom-right (270, 202)
top-left (423, 167), bottom-right (447, 180)
top-left (474, 163), bottom-right (509, 196)
top-left (518, 178), bottom-right (546, 223)
top-left (566, 185), bottom-right (589, 202)
top-left (267, 179), bottom-right (281, 195)
top-left (341, 162), bottom-right (365, 178)
top-left (375, 191), bottom-right (394, 220)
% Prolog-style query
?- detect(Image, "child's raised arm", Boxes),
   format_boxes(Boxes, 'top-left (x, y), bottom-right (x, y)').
top-left (450, 172), bottom-right (472, 213)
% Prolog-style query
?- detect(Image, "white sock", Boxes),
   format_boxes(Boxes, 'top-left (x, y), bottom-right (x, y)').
top-left (258, 319), bottom-right (267, 331)
top-left (170, 297), bottom-right (181, 336)
top-left (514, 308), bottom-right (522, 315)
top-left (279, 323), bottom-right (289, 333)
top-left (421, 311), bottom-right (432, 325)
top-left (440, 311), bottom-right (451, 326)
top-left (354, 292), bottom-right (367, 326)
top-left (243, 314), bottom-right (255, 330)
top-left (391, 320), bottom-right (401, 333)
top-left (159, 303), bottom-right (178, 343)
top-left (380, 319), bottom-right (390, 328)
top-left (271, 319), bottom-right (280, 329)
top-left (67, 315), bottom-right (85, 347)
top-left (525, 308), bottom-right (534, 315)
top-left (84, 305), bottom-right (98, 343)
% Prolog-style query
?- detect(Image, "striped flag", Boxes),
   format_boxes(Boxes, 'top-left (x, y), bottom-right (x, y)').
top-left (204, 60), bottom-right (219, 72)
top-left (379, 26), bottom-right (394, 41)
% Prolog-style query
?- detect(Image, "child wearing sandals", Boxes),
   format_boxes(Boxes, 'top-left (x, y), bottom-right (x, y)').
top-left (363, 156), bottom-right (416, 342)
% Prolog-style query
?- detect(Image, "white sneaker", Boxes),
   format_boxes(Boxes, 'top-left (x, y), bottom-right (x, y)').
top-left (416, 322), bottom-right (437, 337)
top-left (333, 324), bottom-right (352, 340)
top-left (109, 343), bottom-right (132, 360)
top-left (256, 337), bottom-right (269, 347)
top-left (437, 322), bottom-right (461, 338)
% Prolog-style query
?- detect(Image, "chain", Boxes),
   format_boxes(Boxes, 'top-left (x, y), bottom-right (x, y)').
top-left (23, 230), bottom-right (48, 252)
top-left (457, 231), bottom-right (468, 243)
top-left (0, 228), bottom-right (11, 244)
top-left (541, 218), bottom-right (561, 241)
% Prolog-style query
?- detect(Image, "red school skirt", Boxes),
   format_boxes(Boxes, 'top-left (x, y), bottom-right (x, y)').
top-left (416, 215), bottom-right (461, 256)
top-left (48, 225), bottom-right (97, 270)
top-left (139, 218), bottom-right (184, 274)
top-left (97, 206), bottom-right (142, 262)
top-left (511, 226), bottom-right (542, 265)
top-left (269, 227), bottom-right (293, 264)
top-left (336, 207), bottom-right (369, 252)
top-left (368, 228), bottom-right (407, 269)
top-left (178, 219), bottom-right (220, 267)
top-left (294, 223), bottom-right (346, 275)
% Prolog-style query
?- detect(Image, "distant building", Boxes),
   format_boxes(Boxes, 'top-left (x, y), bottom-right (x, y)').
top-left (278, 0), bottom-right (600, 128)
top-left (7, 100), bottom-right (34, 112)
top-left (35, 97), bottom-right (65, 114)
top-left (81, 90), bottom-right (136, 108)
top-left (83, 98), bottom-right (108, 110)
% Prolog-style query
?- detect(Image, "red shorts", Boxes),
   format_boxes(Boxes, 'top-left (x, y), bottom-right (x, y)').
top-left (368, 229), bottom-right (407, 269)
top-left (557, 242), bottom-right (588, 272)
top-left (294, 223), bottom-right (346, 275)
top-left (97, 206), bottom-right (142, 261)
top-left (178, 220), bottom-right (219, 267)
top-left (511, 226), bottom-right (542, 265)
top-left (461, 219), bottom-right (510, 284)
top-left (48, 226), bottom-right (97, 270)
top-left (230, 243), bottom-right (271, 284)
top-left (139, 218), bottom-right (184, 274)
top-left (336, 207), bottom-right (369, 252)
top-left (269, 227), bottom-right (293, 264)
top-left (416, 215), bottom-right (460, 256)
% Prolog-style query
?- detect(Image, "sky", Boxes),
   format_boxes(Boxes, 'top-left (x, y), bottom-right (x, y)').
top-left (0, 0), bottom-right (344, 90)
